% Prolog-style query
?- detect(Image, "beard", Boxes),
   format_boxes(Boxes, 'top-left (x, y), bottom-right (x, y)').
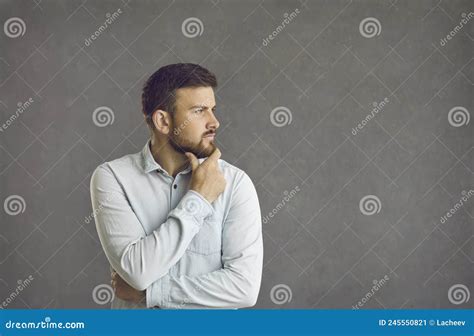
top-left (169, 131), bottom-right (216, 159)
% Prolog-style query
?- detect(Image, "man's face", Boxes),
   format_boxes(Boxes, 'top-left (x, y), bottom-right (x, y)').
top-left (168, 86), bottom-right (220, 158)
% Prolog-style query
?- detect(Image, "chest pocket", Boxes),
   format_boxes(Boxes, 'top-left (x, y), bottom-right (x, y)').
top-left (186, 214), bottom-right (222, 255)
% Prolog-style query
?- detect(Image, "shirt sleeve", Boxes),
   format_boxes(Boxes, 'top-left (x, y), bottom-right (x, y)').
top-left (90, 164), bottom-right (214, 291)
top-left (146, 171), bottom-right (263, 309)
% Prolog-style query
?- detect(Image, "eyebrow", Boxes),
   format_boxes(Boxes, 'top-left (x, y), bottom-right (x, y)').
top-left (188, 105), bottom-right (216, 110)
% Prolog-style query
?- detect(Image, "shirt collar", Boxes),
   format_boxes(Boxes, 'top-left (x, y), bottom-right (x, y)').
top-left (141, 139), bottom-right (195, 175)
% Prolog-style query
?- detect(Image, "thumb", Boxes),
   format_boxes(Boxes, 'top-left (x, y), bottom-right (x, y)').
top-left (185, 152), bottom-right (199, 171)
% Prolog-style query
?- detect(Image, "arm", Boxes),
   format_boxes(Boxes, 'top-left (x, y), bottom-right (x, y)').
top-left (146, 172), bottom-right (263, 309)
top-left (90, 164), bottom-right (213, 291)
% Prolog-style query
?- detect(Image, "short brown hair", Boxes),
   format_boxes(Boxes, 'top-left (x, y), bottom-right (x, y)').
top-left (141, 63), bottom-right (217, 127)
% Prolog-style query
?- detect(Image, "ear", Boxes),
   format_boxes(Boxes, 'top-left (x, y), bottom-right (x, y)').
top-left (151, 109), bottom-right (171, 135)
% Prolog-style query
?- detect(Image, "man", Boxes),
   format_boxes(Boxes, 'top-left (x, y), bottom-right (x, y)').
top-left (90, 63), bottom-right (263, 309)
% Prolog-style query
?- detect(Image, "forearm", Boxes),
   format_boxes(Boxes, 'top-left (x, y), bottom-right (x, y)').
top-left (112, 203), bottom-right (202, 290)
top-left (145, 171), bottom-right (264, 309)
top-left (93, 186), bottom-right (213, 291)
top-left (147, 237), bottom-right (263, 309)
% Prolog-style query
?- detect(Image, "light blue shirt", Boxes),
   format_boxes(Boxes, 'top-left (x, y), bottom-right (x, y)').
top-left (90, 140), bottom-right (263, 309)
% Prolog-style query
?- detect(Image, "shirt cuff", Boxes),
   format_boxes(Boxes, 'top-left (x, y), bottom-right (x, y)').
top-left (146, 273), bottom-right (171, 308)
top-left (178, 190), bottom-right (214, 221)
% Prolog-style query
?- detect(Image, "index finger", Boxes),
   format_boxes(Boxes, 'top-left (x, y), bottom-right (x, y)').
top-left (202, 148), bottom-right (221, 166)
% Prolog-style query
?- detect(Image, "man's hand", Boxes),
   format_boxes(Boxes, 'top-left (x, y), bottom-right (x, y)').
top-left (111, 270), bottom-right (145, 304)
top-left (185, 148), bottom-right (226, 203)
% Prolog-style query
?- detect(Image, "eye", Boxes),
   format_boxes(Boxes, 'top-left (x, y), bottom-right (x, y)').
top-left (194, 108), bottom-right (204, 114)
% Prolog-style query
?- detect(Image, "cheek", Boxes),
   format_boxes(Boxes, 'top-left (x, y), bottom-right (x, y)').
top-left (181, 121), bottom-right (203, 140)
top-left (175, 127), bottom-right (195, 144)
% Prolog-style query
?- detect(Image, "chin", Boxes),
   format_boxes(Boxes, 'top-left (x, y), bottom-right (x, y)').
top-left (195, 143), bottom-right (216, 158)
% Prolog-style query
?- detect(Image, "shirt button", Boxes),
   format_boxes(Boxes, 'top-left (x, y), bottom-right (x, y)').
top-left (173, 184), bottom-right (177, 189)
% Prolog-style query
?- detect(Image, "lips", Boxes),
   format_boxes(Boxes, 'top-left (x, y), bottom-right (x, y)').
top-left (203, 133), bottom-right (216, 138)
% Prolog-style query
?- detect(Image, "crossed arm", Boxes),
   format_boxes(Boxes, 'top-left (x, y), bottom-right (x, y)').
top-left (90, 165), bottom-right (263, 308)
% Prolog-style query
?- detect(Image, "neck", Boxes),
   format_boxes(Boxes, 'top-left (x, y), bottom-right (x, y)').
top-left (150, 136), bottom-right (189, 178)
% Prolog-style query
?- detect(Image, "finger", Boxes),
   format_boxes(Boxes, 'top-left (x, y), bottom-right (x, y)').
top-left (209, 147), bottom-right (221, 160)
top-left (202, 148), bottom-right (221, 166)
top-left (185, 152), bottom-right (199, 171)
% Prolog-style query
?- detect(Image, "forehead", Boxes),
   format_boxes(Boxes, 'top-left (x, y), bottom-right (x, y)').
top-left (175, 86), bottom-right (215, 108)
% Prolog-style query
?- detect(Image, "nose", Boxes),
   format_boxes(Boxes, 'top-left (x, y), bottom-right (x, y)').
top-left (208, 110), bottom-right (220, 130)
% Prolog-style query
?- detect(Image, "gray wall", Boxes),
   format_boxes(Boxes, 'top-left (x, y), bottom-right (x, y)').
top-left (0, 0), bottom-right (472, 309)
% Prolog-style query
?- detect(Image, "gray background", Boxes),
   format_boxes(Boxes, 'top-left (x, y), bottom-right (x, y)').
top-left (0, 0), bottom-right (472, 309)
